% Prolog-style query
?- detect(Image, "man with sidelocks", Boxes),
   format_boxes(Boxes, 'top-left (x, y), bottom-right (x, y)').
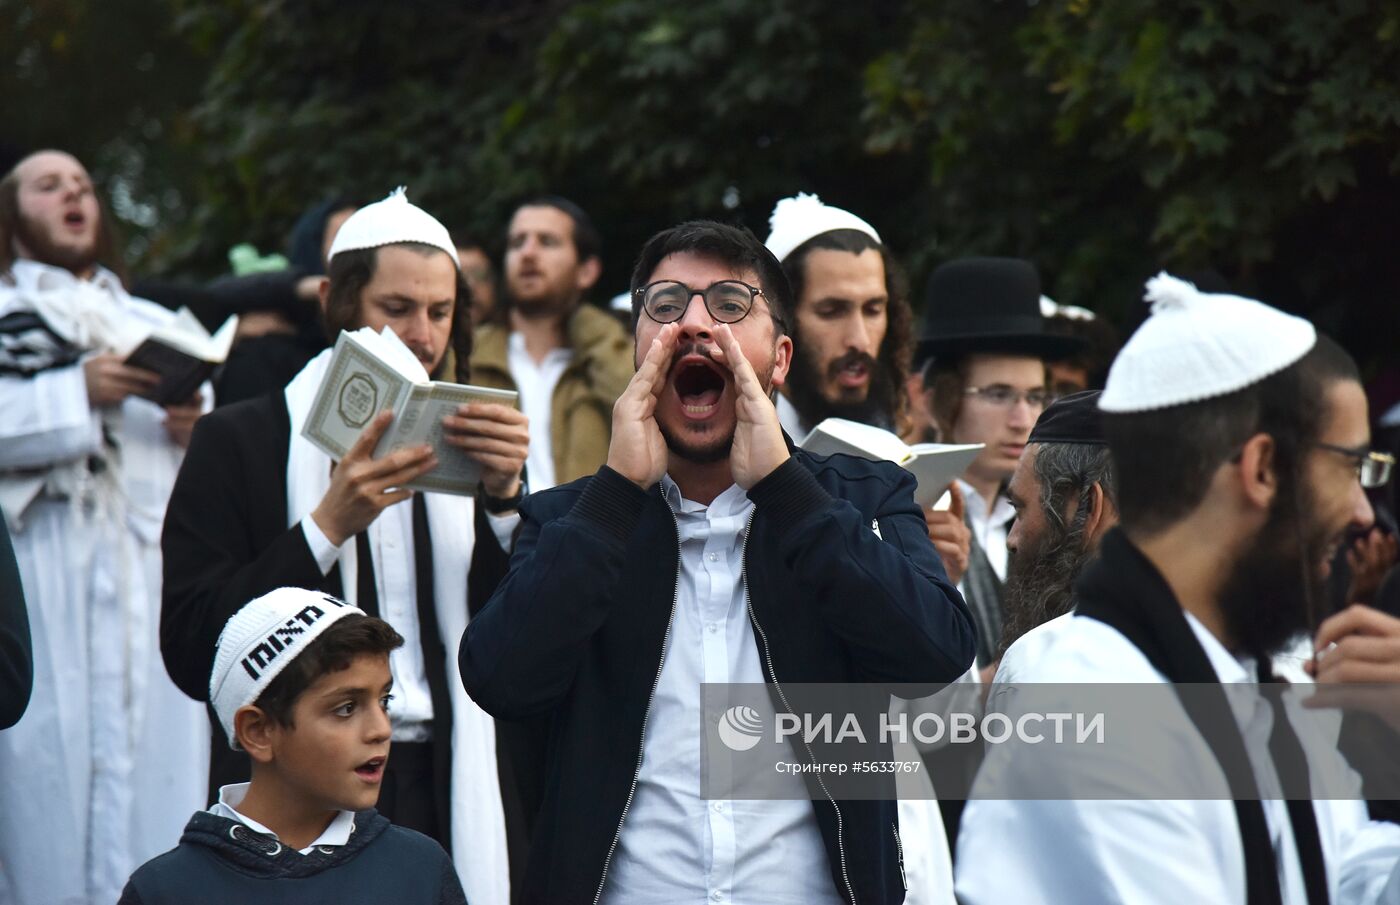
top-left (957, 274), bottom-right (1400, 904)
top-left (461, 221), bottom-right (975, 904)
top-left (992, 389), bottom-right (1119, 684)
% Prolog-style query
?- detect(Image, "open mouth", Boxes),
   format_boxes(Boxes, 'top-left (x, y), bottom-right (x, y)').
top-left (354, 756), bottom-right (386, 782)
top-left (672, 354), bottom-right (727, 418)
top-left (63, 210), bottom-right (86, 229)
top-left (834, 360), bottom-right (870, 388)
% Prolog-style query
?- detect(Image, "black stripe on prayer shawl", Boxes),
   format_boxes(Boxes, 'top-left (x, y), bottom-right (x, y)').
top-left (1075, 528), bottom-right (1329, 905)
top-left (0, 311), bottom-right (84, 377)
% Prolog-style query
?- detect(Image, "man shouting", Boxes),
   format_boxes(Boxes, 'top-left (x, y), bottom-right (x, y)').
top-left (461, 220), bottom-right (975, 904)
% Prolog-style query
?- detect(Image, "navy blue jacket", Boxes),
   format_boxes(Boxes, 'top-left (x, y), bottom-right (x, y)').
top-left (460, 452), bottom-right (977, 904)
top-left (118, 809), bottom-right (466, 904)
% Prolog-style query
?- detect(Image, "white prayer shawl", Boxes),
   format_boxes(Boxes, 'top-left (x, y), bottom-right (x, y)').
top-left (0, 261), bottom-right (209, 905)
top-left (284, 349), bottom-right (510, 905)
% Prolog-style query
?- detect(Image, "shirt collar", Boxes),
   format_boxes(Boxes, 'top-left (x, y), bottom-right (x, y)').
top-left (660, 474), bottom-right (752, 518)
top-left (957, 478), bottom-right (1015, 529)
top-left (1182, 611), bottom-right (1253, 684)
top-left (210, 782), bottom-right (356, 851)
top-left (774, 393), bottom-right (810, 443)
top-left (507, 329), bottom-right (572, 365)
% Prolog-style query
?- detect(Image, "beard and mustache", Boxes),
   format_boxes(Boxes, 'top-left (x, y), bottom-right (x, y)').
top-left (658, 341), bottom-right (774, 465)
top-left (1216, 476), bottom-right (1329, 660)
top-left (1000, 469), bottom-right (1329, 662)
top-left (1000, 502), bottom-right (1098, 658)
top-left (15, 212), bottom-right (101, 276)
top-left (784, 335), bottom-right (900, 433)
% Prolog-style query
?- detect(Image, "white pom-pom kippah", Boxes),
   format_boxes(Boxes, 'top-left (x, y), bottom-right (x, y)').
top-left (1098, 272), bottom-right (1316, 413)
top-left (327, 187), bottom-right (459, 270)
top-left (764, 192), bottom-right (882, 263)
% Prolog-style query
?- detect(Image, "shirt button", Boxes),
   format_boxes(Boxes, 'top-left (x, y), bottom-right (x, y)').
top-left (711, 892), bottom-right (723, 902)
top-left (706, 622), bottom-right (718, 634)
top-left (712, 800), bottom-right (725, 813)
top-left (707, 552), bottom-right (718, 562)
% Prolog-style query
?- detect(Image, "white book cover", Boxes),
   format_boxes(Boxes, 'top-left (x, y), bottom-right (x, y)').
top-left (123, 307), bottom-right (239, 405)
top-left (301, 326), bottom-right (519, 496)
top-left (799, 417), bottom-right (984, 508)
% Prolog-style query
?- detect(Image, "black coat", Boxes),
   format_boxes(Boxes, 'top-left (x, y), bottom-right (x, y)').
top-left (159, 392), bottom-right (513, 819)
top-left (461, 456), bottom-right (977, 905)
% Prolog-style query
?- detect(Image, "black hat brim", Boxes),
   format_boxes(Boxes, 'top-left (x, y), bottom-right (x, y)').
top-left (915, 331), bottom-right (1087, 364)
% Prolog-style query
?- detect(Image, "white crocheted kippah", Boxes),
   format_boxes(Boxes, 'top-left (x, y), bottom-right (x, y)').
top-left (1099, 272), bottom-right (1316, 413)
top-left (764, 192), bottom-right (882, 263)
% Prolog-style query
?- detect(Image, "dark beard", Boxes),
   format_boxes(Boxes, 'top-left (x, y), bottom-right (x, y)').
top-left (659, 421), bottom-right (733, 464)
top-left (1000, 512), bottom-right (1095, 656)
top-left (1216, 480), bottom-right (1328, 660)
top-left (507, 280), bottom-right (574, 320)
top-left (784, 336), bottom-right (898, 432)
top-left (15, 213), bottom-right (99, 276)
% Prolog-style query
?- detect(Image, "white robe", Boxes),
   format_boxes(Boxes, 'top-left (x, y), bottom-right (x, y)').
top-left (0, 261), bottom-right (210, 905)
top-left (957, 613), bottom-right (1400, 905)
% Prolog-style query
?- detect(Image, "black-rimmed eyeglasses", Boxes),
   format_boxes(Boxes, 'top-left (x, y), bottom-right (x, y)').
top-left (636, 280), bottom-right (765, 325)
top-left (1316, 442), bottom-right (1396, 489)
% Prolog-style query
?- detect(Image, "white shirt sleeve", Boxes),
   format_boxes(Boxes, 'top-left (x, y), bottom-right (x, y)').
top-left (300, 516), bottom-right (343, 575)
top-left (486, 510), bottom-right (522, 553)
top-left (0, 365), bottom-right (102, 470)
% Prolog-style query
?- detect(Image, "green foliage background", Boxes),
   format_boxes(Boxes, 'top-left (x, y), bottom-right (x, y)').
top-left (5, 0), bottom-right (1400, 366)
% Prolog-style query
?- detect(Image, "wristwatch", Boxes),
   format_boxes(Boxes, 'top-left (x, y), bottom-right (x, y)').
top-left (479, 481), bottom-right (525, 514)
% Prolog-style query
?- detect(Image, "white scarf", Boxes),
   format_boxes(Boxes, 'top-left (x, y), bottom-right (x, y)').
top-left (284, 349), bottom-right (510, 905)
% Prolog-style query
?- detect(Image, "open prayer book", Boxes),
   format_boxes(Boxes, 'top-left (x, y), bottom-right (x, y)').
top-left (799, 417), bottom-right (984, 508)
top-left (123, 307), bottom-right (238, 405)
top-left (301, 326), bottom-right (518, 496)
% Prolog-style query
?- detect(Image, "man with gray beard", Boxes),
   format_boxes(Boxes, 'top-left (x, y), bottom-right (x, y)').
top-left (993, 390), bottom-right (1117, 682)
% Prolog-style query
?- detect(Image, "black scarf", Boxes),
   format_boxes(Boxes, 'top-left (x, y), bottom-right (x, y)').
top-left (1074, 528), bottom-right (1329, 905)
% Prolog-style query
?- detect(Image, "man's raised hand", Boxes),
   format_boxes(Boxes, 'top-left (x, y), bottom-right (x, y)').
top-left (606, 323), bottom-right (677, 489)
top-left (311, 410), bottom-right (437, 546)
top-left (442, 403), bottom-right (529, 500)
top-left (711, 322), bottom-right (788, 489)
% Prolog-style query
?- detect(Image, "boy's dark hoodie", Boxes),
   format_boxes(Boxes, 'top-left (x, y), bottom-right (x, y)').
top-left (119, 808), bottom-right (466, 905)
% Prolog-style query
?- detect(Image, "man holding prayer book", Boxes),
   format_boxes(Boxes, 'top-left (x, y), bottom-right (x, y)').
top-left (0, 150), bottom-right (212, 905)
top-left (161, 189), bottom-right (526, 905)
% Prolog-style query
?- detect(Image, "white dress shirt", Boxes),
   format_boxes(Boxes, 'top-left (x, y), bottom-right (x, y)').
top-left (507, 331), bottom-right (572, 492)
top-left (210, 783), bottom-right (355, 855)
top-left (600, 478), bottom-right (843, 905)
top-left (956, 478), bottom-right (1014, 582)
top-left (302, 506), bottom-right (519, 741)
top-left (956, 613), bottom-right (1400, 905)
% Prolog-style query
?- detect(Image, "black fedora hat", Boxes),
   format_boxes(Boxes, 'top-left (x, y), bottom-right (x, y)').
top-left (917, 257), bottom-right (1084, 361)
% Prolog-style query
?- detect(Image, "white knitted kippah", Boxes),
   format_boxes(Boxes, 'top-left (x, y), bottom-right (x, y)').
top-left (327, 186), bottom-right (459, 269)
top-left (1099, 272), bottom-right (1317, 413)
top-left (764, 192), bottom-right (882, 263)
top-left (210, 587), bottom-right (365, 749)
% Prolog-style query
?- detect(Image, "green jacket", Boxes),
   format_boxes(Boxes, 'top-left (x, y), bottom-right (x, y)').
top-left (469, 304), bottom-right (633, 487)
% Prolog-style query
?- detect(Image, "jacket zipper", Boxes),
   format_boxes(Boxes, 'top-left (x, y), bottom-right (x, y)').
top-left (592, 497), bottom-right (681, 905)
top-left (742, 514), bottom-right (857, 905)
top-left (892, 820), bottom-right (906, 890)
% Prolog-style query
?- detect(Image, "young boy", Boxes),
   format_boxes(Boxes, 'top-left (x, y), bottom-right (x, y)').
top-left (120, 587), bottom-right (467, 904)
